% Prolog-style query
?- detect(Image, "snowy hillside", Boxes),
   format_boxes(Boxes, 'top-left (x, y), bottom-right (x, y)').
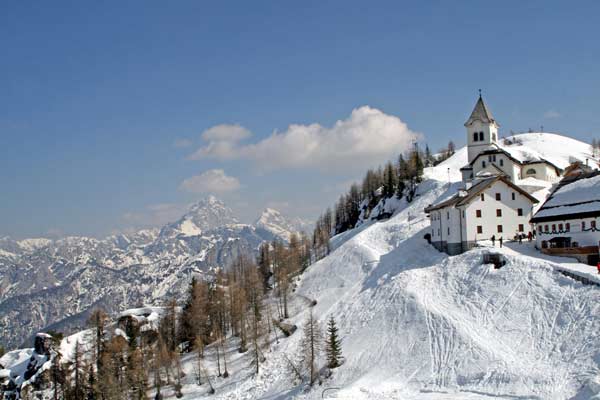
top-left (3, 133), bottom-right (599, 399)
top-left (500, 132), bottom-right (599, 170)
top-left (151, 134), bottom-right (600, 399)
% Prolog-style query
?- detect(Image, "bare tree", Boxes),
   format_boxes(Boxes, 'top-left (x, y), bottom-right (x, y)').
top-left (301, 311), bottom-right (322, 386)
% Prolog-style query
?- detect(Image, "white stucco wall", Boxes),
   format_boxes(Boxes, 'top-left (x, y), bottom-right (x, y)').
top-left (462, 182), bottom-right (535, 242)
top-left (472, 153), bottom-right (520, 181)
top-left (467, 120), bottom-right (499, 163)
top-left (429, 206), bottom-right (463, 244)
top-left (428, 180), bottom-right (537, 248)
top-left (521, 162), bottom-right (559, 182)
top-left (535, 217), bottom-right (600, 248)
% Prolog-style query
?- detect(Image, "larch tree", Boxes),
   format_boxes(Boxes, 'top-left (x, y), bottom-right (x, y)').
top-left (301, 311), bottom-right (322, 386)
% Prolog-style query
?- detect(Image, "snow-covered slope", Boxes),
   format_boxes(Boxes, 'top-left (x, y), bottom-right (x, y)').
top-left (163, 137), bottom-right (600, 399)
top-left (500, 132), bottom-right (598, 170)
top-left (292, 178), bottom-right (600, 399)
top-left (254, 208), bottom-right (312, 241)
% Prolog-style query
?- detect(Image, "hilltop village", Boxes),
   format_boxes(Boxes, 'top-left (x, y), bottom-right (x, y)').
top-left (425, 96), bottom-right (600, 266)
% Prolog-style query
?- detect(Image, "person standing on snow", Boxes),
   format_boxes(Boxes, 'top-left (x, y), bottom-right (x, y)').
top-left (491, 235), bottom-right (496, 247)
top-left (528, 231), bottom-right (532, 242)
top-left (499, 237), bottom-right (503, 248)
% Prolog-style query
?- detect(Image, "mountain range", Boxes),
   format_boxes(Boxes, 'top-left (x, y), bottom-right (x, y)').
top-left (0, 197), bottom-right (310, 349)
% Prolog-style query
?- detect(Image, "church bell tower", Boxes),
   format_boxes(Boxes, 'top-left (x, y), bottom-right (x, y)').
top-left (465, 93), bottom-right (499, 163)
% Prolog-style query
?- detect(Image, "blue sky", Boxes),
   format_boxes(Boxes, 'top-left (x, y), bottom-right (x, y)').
top-left (2, 1), bottom-right (599, 238)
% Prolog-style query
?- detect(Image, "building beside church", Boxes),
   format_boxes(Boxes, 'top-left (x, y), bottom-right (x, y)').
top-left (531, 171), bottom-right (600, 265)
top-left (425, 175), bottom-right (538, 255)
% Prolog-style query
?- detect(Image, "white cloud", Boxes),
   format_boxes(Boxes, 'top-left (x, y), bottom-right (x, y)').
top-left (543, 110), bottom-right (561, 119)
top-left (188, 124), bottom-right (252, 160)
top-left (179, 169), bottom-right (241, 194)
top-left (201, 124), bottom-right (251, 141)
top-left (173, 138), bottom-right (193, 148)
top-left (187, 106), bottom-right (421, 172)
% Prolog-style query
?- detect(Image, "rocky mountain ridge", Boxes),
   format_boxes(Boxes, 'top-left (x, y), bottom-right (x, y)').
top-left (0, 198), bottom-right (309, 350)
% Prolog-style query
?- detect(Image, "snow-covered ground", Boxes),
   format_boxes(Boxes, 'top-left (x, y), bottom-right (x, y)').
top-left (6, 134), bottom-right (599, 399)
top-left (160, 148), bottom-right (600, 399)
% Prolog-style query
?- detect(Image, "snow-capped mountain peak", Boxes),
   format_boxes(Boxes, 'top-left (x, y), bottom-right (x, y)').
top-left (253, 208), bottom-right (312, 241)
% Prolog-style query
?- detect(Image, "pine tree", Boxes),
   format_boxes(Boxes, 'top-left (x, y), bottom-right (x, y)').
top-left (397, 154), bottom-right (409, 181)
top-left (382, 161), bottom-right (396, 198)
top-left (325, 316), bottom-right (342, 369)
top-left (424, 144), bottom-right (432, 166)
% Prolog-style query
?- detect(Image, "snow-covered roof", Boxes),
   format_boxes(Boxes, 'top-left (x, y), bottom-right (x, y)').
top-left (425, 175), bottom-right (538, 213)
top-left (531, 172), bottom-right (600, 222)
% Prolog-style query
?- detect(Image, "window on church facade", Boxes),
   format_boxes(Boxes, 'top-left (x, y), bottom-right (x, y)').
top-left (517, 208), bottom-right (523, 216)
top-left (500, 159), bottom-right (504, 166)
top-left (473, 132), bottom-right (478, 142)
top-left (496, 209), bottom-right (502, 217)
top-left (526, 168), bottom-right (536, 175)
top-left (479, 131), bottom-right (484, 141)
top-left (566, 223), bottom-right (570, 232)
top-left (518, 224), bottom-right (524, 232)
top-left (482, 161), bottom-right (486, 168)
top-left (497, 225), bottom-right (503, 233)
top-left (477, 226), bottom-right (483, 234)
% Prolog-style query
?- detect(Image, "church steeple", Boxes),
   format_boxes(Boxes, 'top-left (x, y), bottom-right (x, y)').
top-left (465, 93), bottom-right (500, 163)
top-left (464, 93), bottom-right (498, 127)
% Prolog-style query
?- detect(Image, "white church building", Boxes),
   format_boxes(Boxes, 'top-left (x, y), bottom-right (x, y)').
top-left (460, 96), bottom-right (563, 185)
top-left (425, 95), bottom-right (556, 255)
top-left (426, 95), bottom-right (599, 256)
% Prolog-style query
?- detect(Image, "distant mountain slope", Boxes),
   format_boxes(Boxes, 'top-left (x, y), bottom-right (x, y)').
top-left (254, 208), bottom-right (313, 241)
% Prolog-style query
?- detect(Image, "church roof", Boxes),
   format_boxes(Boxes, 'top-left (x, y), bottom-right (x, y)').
top-left (464, 95), bottom-right (498, 127)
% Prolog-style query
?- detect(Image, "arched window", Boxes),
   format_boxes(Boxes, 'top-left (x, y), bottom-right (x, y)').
top-left (526, 168), bottom-right (536, 175)
top-left (479, 131), bottom-right (484, 141)
top-left (473, 132), bottom-right (478, 142)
